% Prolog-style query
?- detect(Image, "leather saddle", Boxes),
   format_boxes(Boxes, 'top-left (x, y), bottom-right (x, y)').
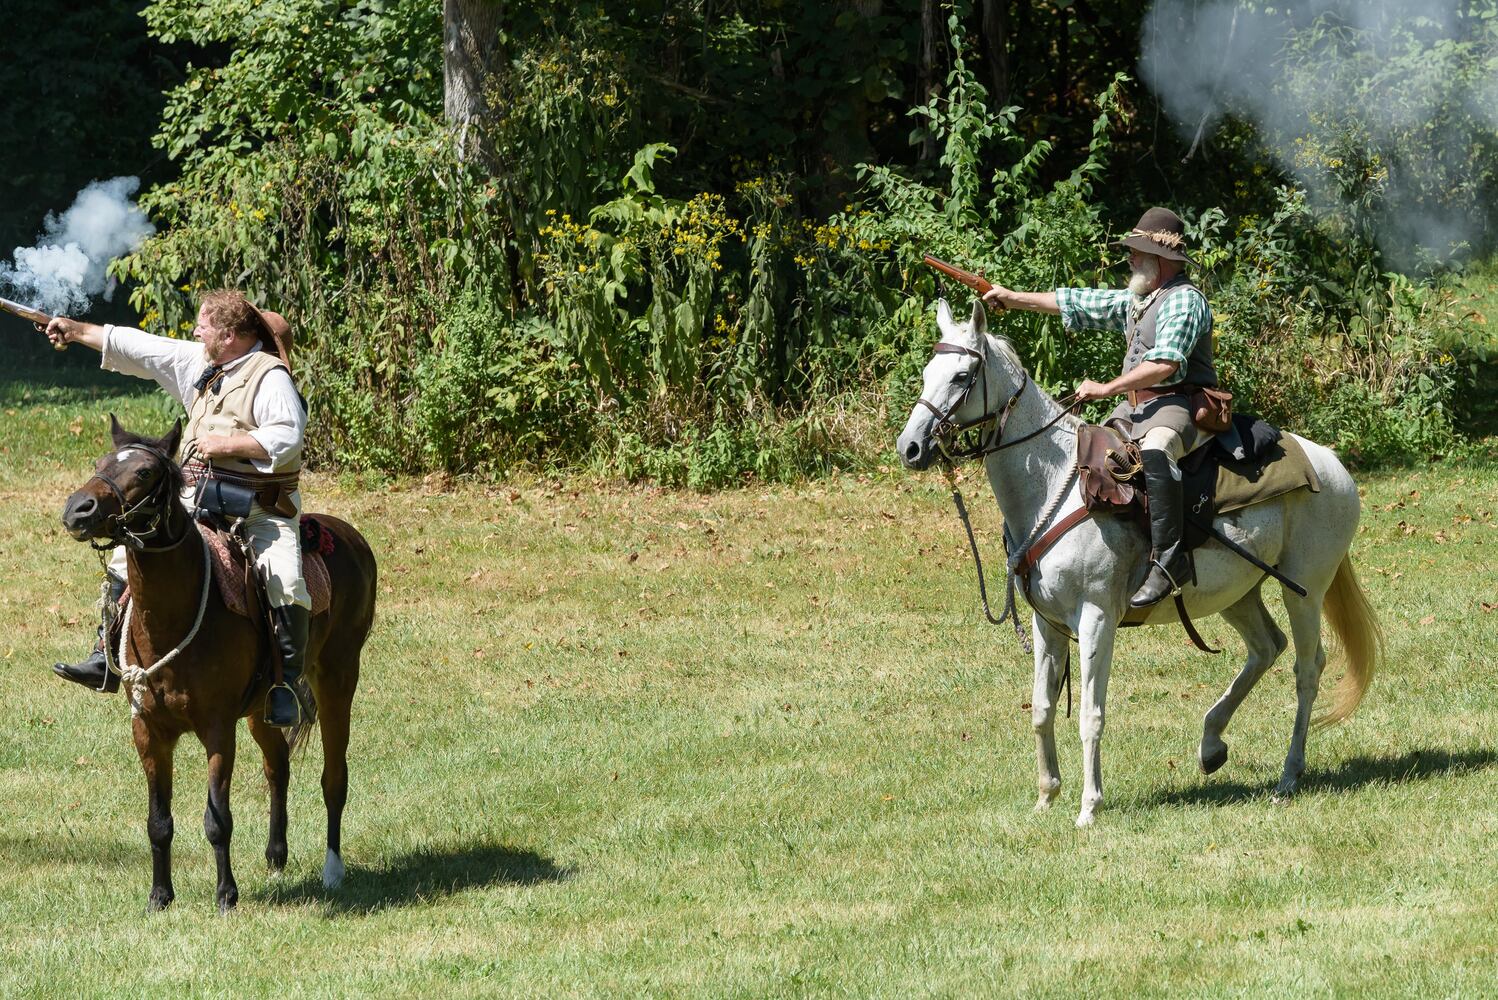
top-left (1078, 414), bottom-right (1321, 540)
top-left (118, 516), bottom-right (333, 621)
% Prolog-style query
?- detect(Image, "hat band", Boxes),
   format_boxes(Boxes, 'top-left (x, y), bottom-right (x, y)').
top-left (1130, 228), bottom-right (1185, 250)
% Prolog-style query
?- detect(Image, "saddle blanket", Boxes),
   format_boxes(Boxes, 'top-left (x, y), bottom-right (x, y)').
top-left (120, 520), bottom-right (332, 618)
top-left (1197, 423), bottom-right (1322, 514)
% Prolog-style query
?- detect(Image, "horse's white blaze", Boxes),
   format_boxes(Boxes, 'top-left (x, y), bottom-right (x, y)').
top-left (323, 849), bottom-right (344, 889)
top-left (901, 300), bottom-right (1380, 824)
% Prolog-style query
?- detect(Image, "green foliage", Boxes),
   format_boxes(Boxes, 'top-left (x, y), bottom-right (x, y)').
top-left (105, 0), bottom-right (1480, 485)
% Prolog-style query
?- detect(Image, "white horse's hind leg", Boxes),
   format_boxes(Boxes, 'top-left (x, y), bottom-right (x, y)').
top-left (1199, 586), bottom-right (1288, 775)
top-left (1031, 614), bottom-right (1069, 811)
top-left (1075, 606), bottom-right (1117, 828)
top-left (1274, 590), bottom-right (1328, 800)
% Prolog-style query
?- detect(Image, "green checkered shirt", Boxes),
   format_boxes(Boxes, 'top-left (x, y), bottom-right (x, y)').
top-left (1054, 285), bottom-right (1211, 386)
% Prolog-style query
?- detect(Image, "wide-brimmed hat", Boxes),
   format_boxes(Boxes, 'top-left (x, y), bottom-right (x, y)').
top-left (1115, 207), bottom-right (1193, 264)
top-left (255, 308), bottom-right (295, 370)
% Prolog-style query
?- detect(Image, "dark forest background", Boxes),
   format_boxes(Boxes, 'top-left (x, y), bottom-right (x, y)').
top-left (3, 1), bottom-right (1490, 481)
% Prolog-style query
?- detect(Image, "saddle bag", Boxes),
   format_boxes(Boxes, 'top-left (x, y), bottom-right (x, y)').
top-left (1190, 386), bottom-right (1234, 434)
top-left (1077, 424), bottom-right (1144, 511)
top-left (194, 477), bottom-right (257, 520)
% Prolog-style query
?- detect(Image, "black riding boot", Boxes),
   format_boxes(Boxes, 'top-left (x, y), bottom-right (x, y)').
top-left (53, 575), bottom-right (126, 692)
top-left (265, 604), bottom-right (310, 727)
top-left (1130, 449), bottom-right (1194, 608)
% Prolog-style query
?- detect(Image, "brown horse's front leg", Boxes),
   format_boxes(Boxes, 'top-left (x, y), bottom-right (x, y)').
top-left (248, 715), bottom-right (290, 872)
top-left (202, 728), bottom-right (238, 912)
top-left (133, 716), bottom-right (177, 912)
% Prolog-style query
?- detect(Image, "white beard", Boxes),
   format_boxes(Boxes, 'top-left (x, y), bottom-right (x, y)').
top-left (1127, 257), bottom-right (1160, 297)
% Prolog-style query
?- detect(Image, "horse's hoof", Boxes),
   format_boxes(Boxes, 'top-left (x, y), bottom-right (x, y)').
top-left (1075, 811), bottom-right (1097, 829)
top-left (146, 891), bottom-right (173, 913)
top-left (1199, 743), bottom-right (1229, 775)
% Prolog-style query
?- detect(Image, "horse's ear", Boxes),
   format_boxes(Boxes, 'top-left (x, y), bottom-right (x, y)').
top-left (160, 418), bottom-right (183, 458)
top-left (935, 298), bottom-right (954, 336)
top-left (108, 413), bottom-right (129, 447)
top-left (970, 297), bottom-right (987, 337)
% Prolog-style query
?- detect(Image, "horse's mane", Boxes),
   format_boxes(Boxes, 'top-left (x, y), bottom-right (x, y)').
top-left (984, 331), bottom-right (1079, 427)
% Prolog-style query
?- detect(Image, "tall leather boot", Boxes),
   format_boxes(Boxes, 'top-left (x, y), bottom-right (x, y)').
top-left (265, 604), bottom-right (310, 727)
top-left (53, 575), bottom-right (126, 692)
top-left (1130, 449), bottom-right (1194, 608)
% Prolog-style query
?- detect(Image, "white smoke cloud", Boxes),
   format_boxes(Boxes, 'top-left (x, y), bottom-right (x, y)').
top-left (0, 176), bottom-right (155, 316)
top-left (1141, 0), bottom-right (1494, 269)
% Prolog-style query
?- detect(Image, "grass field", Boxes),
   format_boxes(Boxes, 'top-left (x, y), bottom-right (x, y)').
top-left (1, 357), bottom-right (1496, 998)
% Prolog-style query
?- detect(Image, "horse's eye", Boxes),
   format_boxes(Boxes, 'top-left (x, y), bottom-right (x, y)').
top-left (135, 469), bottom-right (152, 482)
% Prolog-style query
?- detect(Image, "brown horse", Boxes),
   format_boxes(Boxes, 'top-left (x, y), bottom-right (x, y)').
top-left (61, 416), bottom-right (377, 911)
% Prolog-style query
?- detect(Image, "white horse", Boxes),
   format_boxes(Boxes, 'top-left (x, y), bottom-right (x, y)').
top-left (897, 299), bottom-right (1382, 827)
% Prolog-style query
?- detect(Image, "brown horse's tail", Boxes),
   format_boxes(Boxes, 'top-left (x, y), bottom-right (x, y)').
top-left (286, 677), bottom-right (320, 754)
top-left (1314, 555), bottom-right (1383, 728)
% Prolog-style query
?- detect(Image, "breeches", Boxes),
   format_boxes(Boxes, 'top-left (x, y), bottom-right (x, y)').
top-left (1140, 425), bottom-right (1187, 462)
top-left (109, 486), bottom-right (309, 610)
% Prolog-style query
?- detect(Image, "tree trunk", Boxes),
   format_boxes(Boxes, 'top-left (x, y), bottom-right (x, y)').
top-left (979, 0), bottom-right (1009, 108)
top-left (918, 0), bottom-right (944, 161)
top-left (443, 0), bottom-right (504, 162)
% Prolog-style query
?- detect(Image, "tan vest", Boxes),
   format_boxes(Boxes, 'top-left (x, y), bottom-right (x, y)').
top-left (183, 350), bottom-right (303, 476)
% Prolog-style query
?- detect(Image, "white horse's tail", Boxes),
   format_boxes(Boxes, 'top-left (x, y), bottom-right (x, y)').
top-left (1314, 556), bottom-right (1383, 728)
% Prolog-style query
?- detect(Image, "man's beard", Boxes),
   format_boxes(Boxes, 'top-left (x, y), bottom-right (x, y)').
top-left (1127, 256), bottom-right (1160, 297)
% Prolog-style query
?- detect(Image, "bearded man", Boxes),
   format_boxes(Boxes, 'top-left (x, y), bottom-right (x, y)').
top-left (981, 207), bottom-right (1217, 608)
top-left (43, 291), bottom-right (311, 726)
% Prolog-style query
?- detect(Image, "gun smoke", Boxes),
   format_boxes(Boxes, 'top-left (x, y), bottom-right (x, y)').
top-left (1141, 0), bottom-right (1494, 270)
top-left (0, 177), bottom-right (154, 316)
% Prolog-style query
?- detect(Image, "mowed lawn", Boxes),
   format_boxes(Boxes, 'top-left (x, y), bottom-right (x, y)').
top-left (1, 362), bottom-right (1496, 998)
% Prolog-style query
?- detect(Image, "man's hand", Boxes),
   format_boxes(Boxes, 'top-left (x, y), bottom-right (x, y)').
top-left (192, 433), bottom-right (272, 463)
top-left (192, 435), bottom-right (235, 461)
top-left (45, 317), bottom-right (79, 349)
top-left (981, 285), bottom-right (1013, 310)
top-left (1074, 379), bottom-right (1115, 403)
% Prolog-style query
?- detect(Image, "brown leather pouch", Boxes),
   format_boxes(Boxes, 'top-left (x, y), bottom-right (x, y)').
top-left (256, 485), bottom-right (299, 518)
top-left (1191, 386), bottom-right (1234, 433)
top-left (1078, 423), bottom-right (1143, 511)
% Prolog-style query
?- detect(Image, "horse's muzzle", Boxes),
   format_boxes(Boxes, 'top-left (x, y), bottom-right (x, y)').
top-left (898, 431), bottom-right (935, 471)
top-left (61, 489), bottom-right (106, 540)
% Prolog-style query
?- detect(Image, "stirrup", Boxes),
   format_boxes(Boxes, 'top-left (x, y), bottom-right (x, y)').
top-left (264, 682), bottom-right (303, 727)
top-left (1130, 559), bottom-right (1184, 608)
top-left (1152, 559), bottom-right (1185, 596)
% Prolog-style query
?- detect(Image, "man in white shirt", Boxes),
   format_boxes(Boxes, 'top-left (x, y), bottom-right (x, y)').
top-left (45, 291), bottom-right (311, 726)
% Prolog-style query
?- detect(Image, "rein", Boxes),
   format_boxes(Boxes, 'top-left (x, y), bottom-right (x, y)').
top-left (107, 532), bottom-right (214, 713)
top-left (88, 443), bottom-right (213, 712)
top-left (926, 335), bottom-right (1082, 712)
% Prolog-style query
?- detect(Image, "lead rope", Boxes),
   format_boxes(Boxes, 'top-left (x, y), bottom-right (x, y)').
top-left (111, 533), bottom-right (213, 714)
top-left (939, 435), bottom-right (1080, 712)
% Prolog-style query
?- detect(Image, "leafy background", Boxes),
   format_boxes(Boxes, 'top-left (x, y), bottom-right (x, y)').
top-left (3, 0), bottom-right (1494, 483)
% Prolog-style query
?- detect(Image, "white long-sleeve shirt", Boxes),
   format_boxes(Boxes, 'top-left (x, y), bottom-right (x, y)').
top-left (100, 325), bottom-right (306, 473)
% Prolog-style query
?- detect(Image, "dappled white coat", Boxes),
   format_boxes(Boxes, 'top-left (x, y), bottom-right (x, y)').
top-left (896, 299), bottom-right (1380, 827)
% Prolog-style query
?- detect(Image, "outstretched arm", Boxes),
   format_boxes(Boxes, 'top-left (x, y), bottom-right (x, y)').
top-left (982, 285), bottom-right (1059, 314)
top-left (44, 318), bottom-right (107, 352)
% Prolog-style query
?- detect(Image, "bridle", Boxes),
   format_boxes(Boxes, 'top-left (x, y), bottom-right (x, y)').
top-left (84, 445), bottom-right (187, 552)
top-left (916, 338), bottom-right (1077, 461)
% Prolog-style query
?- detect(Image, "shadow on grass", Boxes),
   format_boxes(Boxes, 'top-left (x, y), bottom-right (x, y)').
top-left (1146, 746), bottom-right (1498, 808)
top-left (0, 833), bottom-right (143, 868)
top-left (255, 841), bottom-right (572, 914)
